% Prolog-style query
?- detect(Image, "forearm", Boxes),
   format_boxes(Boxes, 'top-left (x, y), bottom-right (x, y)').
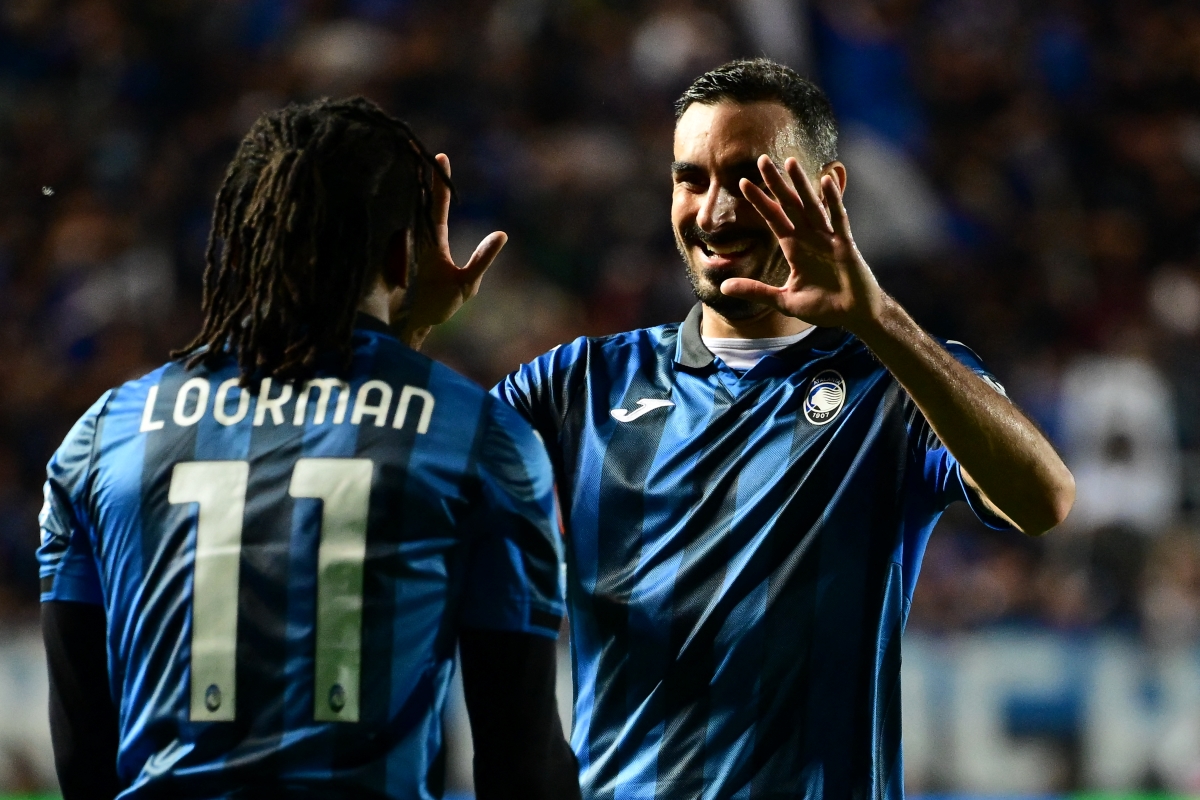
top-left (42, 602), bottom-right (121, 800)
top-left (854, 294), bottom-right (1075, 534)
top-left (460, 628), bottom-right (580, 800)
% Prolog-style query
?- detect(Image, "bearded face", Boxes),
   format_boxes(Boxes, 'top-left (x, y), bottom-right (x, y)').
top-left (670, 101), bottom-right (809, 320)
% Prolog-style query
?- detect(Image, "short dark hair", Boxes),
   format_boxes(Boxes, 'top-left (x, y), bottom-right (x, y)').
top-left (174, 96), bottom-right (451, 385)
top-left (675, 58), bottom-right (838, 168)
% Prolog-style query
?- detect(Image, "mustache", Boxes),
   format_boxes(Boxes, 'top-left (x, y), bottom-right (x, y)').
top-left (678, 224), bottom-right (771, 248)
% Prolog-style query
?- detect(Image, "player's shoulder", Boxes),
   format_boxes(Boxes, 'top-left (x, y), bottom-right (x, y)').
top-left (937, 338), bottom-right (986, 368)
top-left (935, 338), bottom-right (1006, 393)
top-left (49, 362), bottom-right (172, 478)
top-left (74, 361), bottom-right (172, 432)
top-left (538, 322), bottom-right (681, 372)
top-left (588, 321), bottom-right (680, 352)
top-left (834, 329), bottom-right (992, 374)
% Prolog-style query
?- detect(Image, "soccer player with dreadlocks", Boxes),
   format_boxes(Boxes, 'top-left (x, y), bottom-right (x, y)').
top-left (37, 97), bottom-right (580, 800)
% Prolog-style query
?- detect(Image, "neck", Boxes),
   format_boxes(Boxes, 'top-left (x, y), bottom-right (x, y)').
top-left (357, 280), bottom-right (392, 325)
top-left (701, 304), bottom-right (812, 339)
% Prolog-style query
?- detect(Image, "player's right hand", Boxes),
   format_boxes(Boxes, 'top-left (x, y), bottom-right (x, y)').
top-left (400, 153), bottom-right (506, 345)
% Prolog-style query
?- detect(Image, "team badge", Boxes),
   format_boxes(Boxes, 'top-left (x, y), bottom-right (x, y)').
top-left (804, 370), bottom-right (846, 426)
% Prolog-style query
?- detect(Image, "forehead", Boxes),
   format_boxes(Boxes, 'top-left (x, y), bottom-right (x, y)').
top-left (674, 100), bottom-right (803, 165)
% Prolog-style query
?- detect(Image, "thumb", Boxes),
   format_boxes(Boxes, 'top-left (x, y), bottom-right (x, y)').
top-left (461, 231), bottom-right (507, 285)
top-left (719, 278), bottom-right (784, 307)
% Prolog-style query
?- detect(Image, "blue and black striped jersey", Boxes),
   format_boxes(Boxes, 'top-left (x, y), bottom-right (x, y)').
top-left (38, 314), bottom-right (565, 800)
top-left (493, 304), bottom-right (1007, 800)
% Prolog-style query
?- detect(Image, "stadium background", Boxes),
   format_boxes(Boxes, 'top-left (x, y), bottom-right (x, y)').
top-left (0, 0), bottom-right (1198, 796)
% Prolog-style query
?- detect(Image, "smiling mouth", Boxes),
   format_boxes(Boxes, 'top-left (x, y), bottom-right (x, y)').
top-left (698, 240), bottom-right (754, 258)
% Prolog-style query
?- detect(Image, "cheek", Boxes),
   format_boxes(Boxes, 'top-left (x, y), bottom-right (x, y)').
top-left (671, 190), bottom-right (696, 229)
top-left (734, 199), bottom-right (772, 229)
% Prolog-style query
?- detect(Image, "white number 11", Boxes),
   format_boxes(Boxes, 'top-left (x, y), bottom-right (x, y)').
top-left (168, 458), bottom-right (373, 724)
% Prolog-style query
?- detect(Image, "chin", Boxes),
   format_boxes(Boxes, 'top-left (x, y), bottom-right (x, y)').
top-left (686, 266), bottom-right (765, 320)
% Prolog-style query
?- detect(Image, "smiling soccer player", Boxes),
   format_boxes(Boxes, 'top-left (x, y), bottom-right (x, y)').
top-left (483, 60), bottom-right (1076, 799)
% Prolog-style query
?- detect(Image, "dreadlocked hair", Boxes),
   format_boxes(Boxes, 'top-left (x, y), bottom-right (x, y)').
top-left (173, 96), bottom-right (453, 386)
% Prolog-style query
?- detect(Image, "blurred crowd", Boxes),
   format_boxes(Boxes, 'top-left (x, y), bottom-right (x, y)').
top-left (0, 0), bottom-right (1198, 650)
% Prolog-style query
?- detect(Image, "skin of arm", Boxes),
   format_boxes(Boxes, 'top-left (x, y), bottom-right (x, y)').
top-left (459, 628), bottom-right (581, 800)
top-left (722, 155), bottom-right (1075, 536)
top-left (42, 601), bottom-right (121, 800)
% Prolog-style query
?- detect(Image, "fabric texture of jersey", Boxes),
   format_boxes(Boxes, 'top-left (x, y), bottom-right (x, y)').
top-left (492, 304), bottom-right (1008, 800)
top-left (38, 314), bottom-right (565, 800)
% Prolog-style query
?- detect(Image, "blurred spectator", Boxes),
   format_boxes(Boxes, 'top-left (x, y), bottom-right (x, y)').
top-left (1140, 530), bottom-right (1200, 649)
top-left (630, 1), bottom-right (731, 89)
top-left (1059, 354), bottom-right (1181, 534)
top-left (2, 0), bottom-right (1200, 792)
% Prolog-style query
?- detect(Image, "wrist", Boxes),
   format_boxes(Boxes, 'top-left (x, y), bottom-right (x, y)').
top-left (845, 290), bottom-right (895, 347)
top-left (404, 325), bottom-right (433, 351)
top-left (393, 318), bottom-right (433, 351)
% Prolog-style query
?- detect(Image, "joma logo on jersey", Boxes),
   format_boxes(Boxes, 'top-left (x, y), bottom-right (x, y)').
top-left (611, 398), bottom-right (674, 422)
top-left (140, 377), bottom-right (435, 433)
top-left (803, 370), bottom-right (846, 426)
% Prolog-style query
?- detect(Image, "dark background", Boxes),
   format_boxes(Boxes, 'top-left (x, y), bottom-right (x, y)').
top-left (0, 0), bottom-right (1198, 792)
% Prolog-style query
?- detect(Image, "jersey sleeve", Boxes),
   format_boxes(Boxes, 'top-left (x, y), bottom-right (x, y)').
top-left (905, 341), bottom-right (1012, 530)
top-left (490, 338), bottom-right (584, 444)
top-left (458, 397), bottom-right (566, 639)
top-left (38, 391), bottom-right (112, 605)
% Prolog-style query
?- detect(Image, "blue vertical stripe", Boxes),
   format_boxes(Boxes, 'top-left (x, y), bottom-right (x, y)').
top-left (494, 312), bottom-right (1010, 799)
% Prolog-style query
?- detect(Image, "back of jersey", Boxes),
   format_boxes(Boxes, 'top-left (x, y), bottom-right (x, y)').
top-left (38, 316), bottom-right (564, 799)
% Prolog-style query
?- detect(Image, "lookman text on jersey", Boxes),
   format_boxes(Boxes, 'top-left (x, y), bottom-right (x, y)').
top-left (38, 314), bottom-right (565, 799)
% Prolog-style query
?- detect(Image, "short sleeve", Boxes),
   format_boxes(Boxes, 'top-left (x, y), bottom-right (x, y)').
top-left (458, 397), bottom-right (565, 639)
top-left (906, 341), bottom-right (1012, 530)
top-left (38, 391), bottom-right (112, 605)
top-left (490, 338), bottom-right (586, 445)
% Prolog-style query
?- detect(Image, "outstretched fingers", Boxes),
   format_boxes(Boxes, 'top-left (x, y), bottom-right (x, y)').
top-left (758, 155), bottom-right (814, 229)
top-left (785, 158), bottom-right (835, 235)
top-left (821, 175), bottom-right (851, 240)
top-left (739, 178), bottom-right (796, 239)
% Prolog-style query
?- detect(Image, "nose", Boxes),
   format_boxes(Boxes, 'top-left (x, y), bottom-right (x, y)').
top-left (697, 184), bottom-right (739, 232)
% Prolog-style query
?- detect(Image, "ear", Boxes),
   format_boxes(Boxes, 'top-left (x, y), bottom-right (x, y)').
top-left (821, 161), bottom-right (847, 194)
top-left (381, 229), bottom-right (412, 291)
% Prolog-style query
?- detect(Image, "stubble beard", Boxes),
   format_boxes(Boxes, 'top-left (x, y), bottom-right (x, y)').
top-left (675, 229), bottom-right (790, 320)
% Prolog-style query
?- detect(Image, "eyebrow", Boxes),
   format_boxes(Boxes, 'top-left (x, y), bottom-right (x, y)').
top-left (671, 159), bottom-right (766, 181)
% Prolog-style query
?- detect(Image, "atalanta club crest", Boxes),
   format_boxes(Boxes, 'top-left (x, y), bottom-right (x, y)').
top-left (804, 370), bottom-right (846, 426)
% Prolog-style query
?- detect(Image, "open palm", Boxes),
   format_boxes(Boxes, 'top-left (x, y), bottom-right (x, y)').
top-left (721, 155), bottom-right (883, 335)
top-left (403, 153), bottom-right (507, 335)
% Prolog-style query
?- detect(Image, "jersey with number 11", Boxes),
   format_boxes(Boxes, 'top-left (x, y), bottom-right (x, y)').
top-left (38, 315), bottom-right (565, 799)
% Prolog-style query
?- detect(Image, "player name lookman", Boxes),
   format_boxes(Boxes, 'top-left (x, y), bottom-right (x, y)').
top-left (139, 376), bottom-right (435, 432)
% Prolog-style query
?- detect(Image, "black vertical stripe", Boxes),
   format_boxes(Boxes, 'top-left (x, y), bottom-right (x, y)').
top-left (743, 372), bottom-right (885, 795)
top-left (587, 338), bottom-right (677, 800)
top-left (134, 365), bottom-right (208, 765)
top-left (846, 387), bottom-right (909, 800)
top-left (650, 384), bottom-right (751, 800)
top-left (328, 344), bottom-right (434, 789)
top-left (229, 378), bottom-right (304, 780)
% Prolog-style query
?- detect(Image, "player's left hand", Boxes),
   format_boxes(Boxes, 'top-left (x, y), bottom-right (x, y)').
top-left (720, 155), bottom-right (884, 334)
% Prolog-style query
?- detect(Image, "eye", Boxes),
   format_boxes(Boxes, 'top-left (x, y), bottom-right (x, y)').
top-left (673, 173), bottom-right (707, 192)
top-left (735, 171), bottom-right (768, 190)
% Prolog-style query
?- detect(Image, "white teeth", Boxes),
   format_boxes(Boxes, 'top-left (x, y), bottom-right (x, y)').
top-left (706, 242), bottom-right (751, 256)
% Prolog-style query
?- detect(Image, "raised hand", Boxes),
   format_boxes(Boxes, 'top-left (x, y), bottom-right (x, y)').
top-left (401, 153), bottom-right (507, 340)
top-left (720, 155), bottom-right (883, 334)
